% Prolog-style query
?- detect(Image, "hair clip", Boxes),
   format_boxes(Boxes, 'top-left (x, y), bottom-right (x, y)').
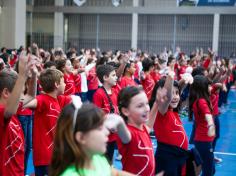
top-left (71, 95), bottom-right (83, 130)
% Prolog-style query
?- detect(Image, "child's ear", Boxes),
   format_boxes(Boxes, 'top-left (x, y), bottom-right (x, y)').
top-left (54, 82), bottom-right (59, 89)
top-left (121, 107), bottom-right (129, 117)
top-left (1, 88), bottom-right (10, 99)
top-left (103, 75), bottom-right (108, 82)
top-left (75, 131), bottom-right (86, 144)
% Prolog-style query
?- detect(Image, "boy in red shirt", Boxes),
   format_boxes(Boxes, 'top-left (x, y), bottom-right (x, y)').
top-left (141, 58), bottom-right (155, 100)
top-left (93, 64), bottom-right (120, 162)
top-left (24, 68), bottom-right (72, 176)
top-left (0, 52), bottom-right (36, 176)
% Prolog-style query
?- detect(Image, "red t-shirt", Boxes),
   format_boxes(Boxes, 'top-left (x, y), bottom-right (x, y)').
top-left (150, 71), bottom-right (161, 83)
top-left (93, 87), bottom-right (119, 114)
top-left (154, 110), bottom-right (188, 150)
top-left (178, 65), bottom-right (188, 80)
top-left (119, 76), bottom-right (137, 89)
top-left (141, 73), bottom-right (155, 100)
top-left (16, 102), bottom-right (33, 116)
top-left (202, 58), bottom-right (211, 69)
top-left (87, 66), bottom-right (99, 90)
top-left (210, 85), bottom-right (219, 116)
top-left (93, 86), bottom-right (120, 142)
top-left (64, 74), bottom-right (76, 95)
top-left (9, 55), bottom-right (17, 68)
top-left (33, 94), bottom-right (71, 166)
top-left (116, 124), bottom-right (155, 176)
top-left (193, 98), bottom-right (215, 142)
top-left (73, 74), bottom-right (81, 93)
top-left (0, 105), bottom-right (24, 176)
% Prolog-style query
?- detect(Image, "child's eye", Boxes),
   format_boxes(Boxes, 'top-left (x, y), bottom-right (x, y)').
top-left (137, 104), bottom-right (144, 108)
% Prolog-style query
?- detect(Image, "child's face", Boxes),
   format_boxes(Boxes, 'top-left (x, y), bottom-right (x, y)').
top-left (79, 123), bottom-right (109, 155)
top-left (106, 70), bottom-right (117, 86)
top-left (124, 92), bottom-right (150, 126)
top-left (57, 77), bottom-right (66, 95)
top-left (73, 59), bottom-right (80, 69)
top-left (170, 59), bottom-right (176, 67)
top-left (65, 60), bottom-right (73, 73)
top-left (128, 63), bottom-right (136, 75)
top-left (169, 86), bottom-right (180, 109)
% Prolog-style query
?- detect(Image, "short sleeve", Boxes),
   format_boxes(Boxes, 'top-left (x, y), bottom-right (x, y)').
top-left (93, 90), bottom-right (104, 108)
top-left (58, 95), bottom-right (72, 108)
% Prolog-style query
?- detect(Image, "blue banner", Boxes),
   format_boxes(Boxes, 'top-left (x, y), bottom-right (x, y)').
top-left (198, 0), bottom-right (235, 6)
top-left (178, 0), bottom-right (236, 6)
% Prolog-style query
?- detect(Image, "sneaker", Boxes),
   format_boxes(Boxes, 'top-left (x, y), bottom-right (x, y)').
top-left (214, 156), bottom-right (223, 164)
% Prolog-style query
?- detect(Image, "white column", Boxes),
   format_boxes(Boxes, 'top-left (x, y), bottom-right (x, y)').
top-left (15, 0), bottom-right (26, 48)
top-left (212, 13), bottom-right (220, 54)
top-left (54, 0), bottom-right (64, 48)
top-left (0, 0), bottom-right (26, 48)
top-left (131, 0), bottom-right (139, 49)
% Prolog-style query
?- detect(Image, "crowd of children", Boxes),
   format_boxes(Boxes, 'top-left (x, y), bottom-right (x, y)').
top-left (0, 44), bottom-right (236, 176)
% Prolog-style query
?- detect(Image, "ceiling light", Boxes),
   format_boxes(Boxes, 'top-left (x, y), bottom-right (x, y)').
top-left (73, 0), bottom-right (86, 7)
top-left (112, 0), bottom-right (123, 7)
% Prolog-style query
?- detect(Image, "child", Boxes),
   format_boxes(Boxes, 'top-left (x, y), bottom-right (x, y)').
top-left (150, 70), bottom-right (190, 175)
top-left (189, 75), bottom-right (216, 176)
top-left (24, 68), bottom-right (72, 176)
top-left (16, 78), bottom-right (37, 175)
top-left (56, 59), bottom-right (77, 96)
top-left (49, 102), bottom-right (134, 176)
top-left (86, 51), bottom-right (99, 102)
top-left (93, 64), bottom-right (120, 162)
top-left (141, 58), bottom-right (155, 100)
top-left (0, 52), bottom-right (35, 176)
top-left (119, 61), bottom-right (137, 89)
top-left (117, 86), bottom-right (160, 175)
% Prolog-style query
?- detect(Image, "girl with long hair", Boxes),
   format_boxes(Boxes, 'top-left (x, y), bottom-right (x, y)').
top-left (189, 75), bottom-right (216, 176)
top-left (50, 99), bottom-right (133, 176)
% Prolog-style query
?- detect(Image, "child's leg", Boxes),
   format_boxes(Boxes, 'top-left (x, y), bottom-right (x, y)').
top-left (25, 116), bottom-right (33, 173)
top-left (155, 149), bottom-right (185, 176)
top-left (18, 115), bottom-right (28, 174)
top-left (189, 121), bottom-right (196, 144)
top-left (212, 115), bottom-right (220, 151)
top-left (194, 141), bottom-right (215, 176)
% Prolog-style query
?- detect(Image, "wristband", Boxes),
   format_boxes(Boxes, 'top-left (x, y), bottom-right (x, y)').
top-left (207, 124), bottom-right (214, 128)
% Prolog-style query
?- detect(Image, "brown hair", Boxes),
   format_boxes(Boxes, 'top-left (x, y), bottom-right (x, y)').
top-left (55, 59), bottom-right (66, 73)
top-left (118, 86), bottom-right (144, 123)
top-left (39, 68), bottom-right (63, 93)
top-left (49, 103), bottom-right (105, 176)
top-left (0, 69), bottom-right (18, 95)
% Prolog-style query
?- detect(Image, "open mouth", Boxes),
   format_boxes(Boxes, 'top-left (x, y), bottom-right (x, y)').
top-left (141, 114), bottom-right (149, 121)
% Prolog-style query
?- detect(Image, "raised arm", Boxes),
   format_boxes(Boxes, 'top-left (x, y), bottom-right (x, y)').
top-left (4, 52), bottom-right (33, 119)
top-left (157, 71), bottom-right (175, 115)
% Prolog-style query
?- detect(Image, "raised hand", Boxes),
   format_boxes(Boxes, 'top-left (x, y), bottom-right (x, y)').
top-left (181, 73), bottom-right (193, 84)
top-left (104, 113), bottom-right (124, 133)
top-left (18, 51), bottom-right (33, 78)
top-left (156, 87), bottom-right (168, 104)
